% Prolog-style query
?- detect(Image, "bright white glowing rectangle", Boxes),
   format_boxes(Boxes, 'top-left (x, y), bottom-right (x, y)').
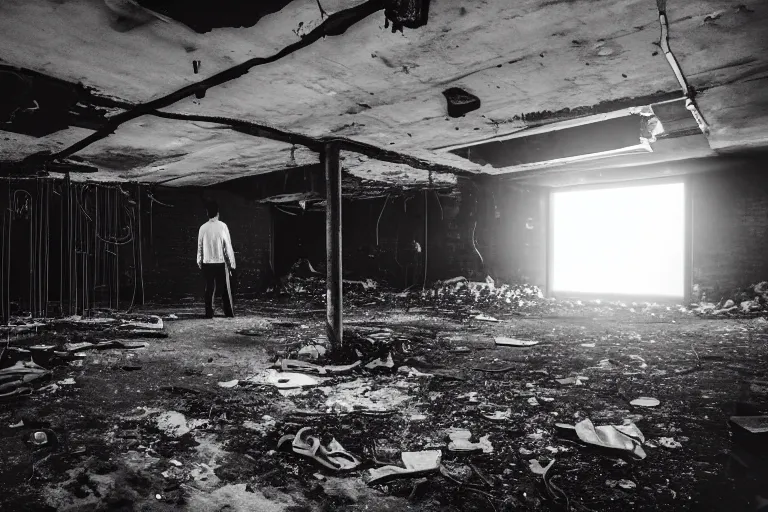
top-left (552, 182), bottom-right (685, 297)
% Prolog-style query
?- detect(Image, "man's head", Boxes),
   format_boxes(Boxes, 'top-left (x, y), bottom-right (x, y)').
top-left (206, 200), bottom-right (219, 219)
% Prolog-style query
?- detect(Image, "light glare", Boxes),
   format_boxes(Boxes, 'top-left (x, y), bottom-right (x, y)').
top-left (552, 182), bottom-right (684, 297)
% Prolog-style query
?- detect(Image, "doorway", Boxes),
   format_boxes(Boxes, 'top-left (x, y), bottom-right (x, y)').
top-left (550, 181), bottom-right (686, 298)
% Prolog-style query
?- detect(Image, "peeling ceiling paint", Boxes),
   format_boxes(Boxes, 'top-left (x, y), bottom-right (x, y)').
top-left (0, 0), bottom-right (766, 186)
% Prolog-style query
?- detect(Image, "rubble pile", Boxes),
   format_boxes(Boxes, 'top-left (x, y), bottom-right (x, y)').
top-left (416, 276), bottom-right (545, 313)
top-left (689, 281), bottom-right (768, 316)
top-left (0, 312), bottom-right (165, 398)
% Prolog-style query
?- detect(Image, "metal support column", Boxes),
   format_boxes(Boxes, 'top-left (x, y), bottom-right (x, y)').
top-left (324, 142), bottom-right (343, 350)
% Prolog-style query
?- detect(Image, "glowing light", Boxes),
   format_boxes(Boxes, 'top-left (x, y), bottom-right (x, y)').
top-left (552, 182), bottom-right (684, 297)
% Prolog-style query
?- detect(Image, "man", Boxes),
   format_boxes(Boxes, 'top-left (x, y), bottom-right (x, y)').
top-left (197, 201), bottom-right (236, 318)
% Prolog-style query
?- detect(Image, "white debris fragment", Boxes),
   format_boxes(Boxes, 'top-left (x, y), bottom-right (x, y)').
top-left (496, 337), bottom-right (539, 347)
top-left (657, 437), bottom-right (682, 449)
top-left (630, 397), bottom-right (660, 407)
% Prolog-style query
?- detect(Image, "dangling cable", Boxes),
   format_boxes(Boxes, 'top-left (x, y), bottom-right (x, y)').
top-left (138, 185), bottom-right (145, 306)
top-left (375, 194), bottom-right (389, 246)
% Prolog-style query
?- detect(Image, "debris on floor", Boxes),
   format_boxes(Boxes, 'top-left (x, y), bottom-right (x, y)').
top-left (366, 450), bottom-right (441, 485)
top-left (495, 336), bottom-right (540, 347)
top-left (278, 427), bottom-right (361, 471)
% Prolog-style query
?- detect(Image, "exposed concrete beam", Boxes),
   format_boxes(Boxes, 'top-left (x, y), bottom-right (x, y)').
top-left (148, 111), bottom-right (476, 176)
top-left (22, 0), bottom-right (387, 167)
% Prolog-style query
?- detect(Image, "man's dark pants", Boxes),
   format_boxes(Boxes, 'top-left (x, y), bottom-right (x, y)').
top-left (202, 263), bottom-right (234, 318)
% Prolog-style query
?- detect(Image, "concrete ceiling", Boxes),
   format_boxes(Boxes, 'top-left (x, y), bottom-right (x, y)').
top-left (0, 0), bottom-right (767, 187)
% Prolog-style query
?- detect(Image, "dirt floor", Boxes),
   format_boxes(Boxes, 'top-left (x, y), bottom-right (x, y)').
top-left (1, 300), bottom-right (767, 512)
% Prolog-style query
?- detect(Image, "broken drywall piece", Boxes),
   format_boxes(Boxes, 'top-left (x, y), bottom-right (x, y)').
top-left (446, 429), bottom-right (493, 453)
top-left (495, 337), bottom-right (539, 347)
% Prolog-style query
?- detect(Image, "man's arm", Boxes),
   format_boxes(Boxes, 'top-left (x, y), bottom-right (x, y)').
top-left (223, 224), bottom-right (236, 270)
top-left (197, 226), bottom-right (204, 269)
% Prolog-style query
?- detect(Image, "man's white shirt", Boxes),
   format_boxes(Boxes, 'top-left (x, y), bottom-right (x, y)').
top-left (197, 219), bottom-right (236, 269)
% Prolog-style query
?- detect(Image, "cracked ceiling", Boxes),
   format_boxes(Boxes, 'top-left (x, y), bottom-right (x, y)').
top-left (0, 0), bottom-right (767, 187)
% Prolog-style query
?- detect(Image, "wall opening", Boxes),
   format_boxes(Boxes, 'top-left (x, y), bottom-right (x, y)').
top-left (550, 181), bottom-right (685, 298)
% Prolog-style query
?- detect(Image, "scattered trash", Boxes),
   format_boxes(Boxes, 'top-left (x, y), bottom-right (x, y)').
top-left (527, 397), bottom-right (540, 406)
top-left (480, 409), bottom-right (511, 421)
top-left (248, 369), bottom-right (321, 389)
top-left (298, 344), bottom-right (327, 361)
top-left (57, 378), bottom-right (76, 386)
top-left (279, 358), bottom-right (361, 375)
top-left (580, 343), bottom-right (596, 348)
top-left (278, 427), bottom-right (361, 471)
top-left (217, 380), bottom-right (239, 388)
top-left (556, 376), bottom-right (588, 386)
top-left (495, 337), bottom-right (539, 347)
top-left (170, 459), bottom-right (182, 467)
top-left (9, 420), bottom-right (24, 428)
top-left (365, 353), bottom-right (395, 370)
top-left (31, 431), bottom-right (49, 446)
top-left (530, 457), bottom-right (569, 508)
top-left (397, 366), bottom-right (432, 378)
top-left (569, 419), bottom-right (647, 459)
top-left (529, 458), bottom-right (554, 475)
top-left (366, 450), bottom-right (442, 485)
top-left (630, 397), bottom-right (660, 407)
top-left (729, 416), bottom-right (768, 434)
top-left (474, 314), bottom-right (500, 323)
top-left (657, 437), bottom-right (683, 449)
top-left (155, 411), bottom-right (207, 437)
top-left (447, 429), bottom-right (493, 453)
top-left (607, 479), bottom-right (636, 489)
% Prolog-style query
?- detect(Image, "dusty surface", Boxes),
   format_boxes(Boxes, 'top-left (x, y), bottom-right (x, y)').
top-left (1, 301), bottom-right (767, 511)
top-left (1, 0), bottom-right (767, 184)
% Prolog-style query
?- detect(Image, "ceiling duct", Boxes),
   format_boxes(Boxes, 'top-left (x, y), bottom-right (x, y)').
top-left (450, 114), bottom-right (649, 169)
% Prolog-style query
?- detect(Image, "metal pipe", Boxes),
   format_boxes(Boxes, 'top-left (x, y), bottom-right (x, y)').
top-left (324, 142), bottom-right (343, 350)
top-left (423, 190), bottom-right (428, 290)
top-left (657, 12), bottom-right (709, 135)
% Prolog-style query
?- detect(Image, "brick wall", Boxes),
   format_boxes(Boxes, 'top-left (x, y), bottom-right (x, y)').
top-left (142, 188), bottom-right (272, 303)
top-left (691, 161), bottom-right (768, 298)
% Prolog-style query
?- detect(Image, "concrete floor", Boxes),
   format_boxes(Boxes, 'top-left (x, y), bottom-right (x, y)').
top-left (1, 304), bottom-right (767, 511)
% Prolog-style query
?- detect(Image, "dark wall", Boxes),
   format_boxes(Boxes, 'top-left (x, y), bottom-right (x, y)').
top-left (143, 188), bottom-right (272, 303)
top-left (691, 161), bottom-right (768, 298)
top-left (271, 177), bottom-right (548, 289)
